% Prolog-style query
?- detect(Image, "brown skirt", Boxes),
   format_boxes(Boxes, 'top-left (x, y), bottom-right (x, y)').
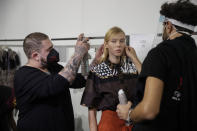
top-left (98, 110), bottom-right (133, 131)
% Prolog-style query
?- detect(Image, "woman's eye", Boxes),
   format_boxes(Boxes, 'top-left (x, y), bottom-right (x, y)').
top-left (120, 39), bottom-right (125, 43)
top-left (111, 40), bottom-right (116, 43)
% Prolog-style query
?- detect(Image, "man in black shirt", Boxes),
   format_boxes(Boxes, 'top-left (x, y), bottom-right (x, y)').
top-left (14, 32), bottom-right (89, 131)
top-left (117, 0), bottom-right (197, 131)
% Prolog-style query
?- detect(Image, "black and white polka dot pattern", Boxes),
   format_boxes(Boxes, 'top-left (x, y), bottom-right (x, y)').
top-left (91, 62), bottom-right (137, 79)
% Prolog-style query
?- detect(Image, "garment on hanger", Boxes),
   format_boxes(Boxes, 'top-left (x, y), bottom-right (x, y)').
top-left (0, 46), bottom-right (20, 88)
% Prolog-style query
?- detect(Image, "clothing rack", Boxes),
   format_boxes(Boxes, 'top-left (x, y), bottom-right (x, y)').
top-left (0, 35), bottom-right (130, 47)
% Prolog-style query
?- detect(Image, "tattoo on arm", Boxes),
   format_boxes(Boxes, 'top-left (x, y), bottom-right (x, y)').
top-left (59, 54), bottom-right (81, 83)
top-left (59, 46), bottom-right (87, 83)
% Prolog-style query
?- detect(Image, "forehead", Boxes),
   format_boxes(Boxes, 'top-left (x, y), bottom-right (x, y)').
top-left (41, 39), bottom-right (53, 49)
top-left (110, 33), bottom-right (125, 39)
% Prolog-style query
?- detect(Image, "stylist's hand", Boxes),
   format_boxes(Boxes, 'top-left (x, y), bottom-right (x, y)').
top-left (125, 46), bottom-right (138, 61)
top-left (116, 101), bottom-right (132, 120)
top-left (75, 33), bottom-right (90, 57)
top-left (95, 44), bottom-right (104, 61)
top-left (125, 46), bottom-right (142, 73)
top-left (89, 44), bottom-right (104, 69)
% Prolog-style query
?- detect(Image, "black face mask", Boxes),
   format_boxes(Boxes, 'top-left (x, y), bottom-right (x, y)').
top-left (47, 48), bottom-right (60, 64)
top-left (46, 49), bottom-right (63, 74)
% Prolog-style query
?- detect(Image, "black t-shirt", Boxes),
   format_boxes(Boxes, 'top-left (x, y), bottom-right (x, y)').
top-left (134, 35), bottom-right (197, 131)
top-left (14, 66), bottom-right (74, 131)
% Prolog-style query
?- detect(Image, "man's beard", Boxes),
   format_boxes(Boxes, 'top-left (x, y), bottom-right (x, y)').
top-left (40, 57), bottom-right (48, 69)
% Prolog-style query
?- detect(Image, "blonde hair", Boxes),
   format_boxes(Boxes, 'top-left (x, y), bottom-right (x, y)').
top-left (99, 26), bottom-right (126, 63)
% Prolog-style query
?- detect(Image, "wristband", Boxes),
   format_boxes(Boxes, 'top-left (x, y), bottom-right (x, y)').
top-left (126, 109), bottom-right (133, 125)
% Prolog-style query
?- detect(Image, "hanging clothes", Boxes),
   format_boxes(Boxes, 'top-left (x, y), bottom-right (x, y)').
top-left (0, 47), bottom-right (20, 88)
top-left (0, 47), bottom-right (19, 131)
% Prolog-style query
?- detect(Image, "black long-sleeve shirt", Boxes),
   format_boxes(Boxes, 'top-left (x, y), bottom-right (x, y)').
top-left (14, 66), bottom-right (86, 131)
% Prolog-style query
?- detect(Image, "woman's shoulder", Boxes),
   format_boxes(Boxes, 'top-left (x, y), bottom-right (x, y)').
top-left (121, 61), bottom-right (138, 74)
top-left (90, 62), bottom-right (113, 79)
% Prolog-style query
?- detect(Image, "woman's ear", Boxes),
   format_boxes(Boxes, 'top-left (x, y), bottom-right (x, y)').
top-left (104, 42), bottom-right (108, 49)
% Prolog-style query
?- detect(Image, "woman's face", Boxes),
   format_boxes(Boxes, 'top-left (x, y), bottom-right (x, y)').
top-left (106, 33), bottom-right (126, 57)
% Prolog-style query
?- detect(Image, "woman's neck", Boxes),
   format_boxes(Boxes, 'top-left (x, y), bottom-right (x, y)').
top-left (108, 55), bottom-right (120, 64)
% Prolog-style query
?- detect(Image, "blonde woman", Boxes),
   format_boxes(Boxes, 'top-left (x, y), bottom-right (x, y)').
top-left (81, 26), bottom-right (141, 131)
